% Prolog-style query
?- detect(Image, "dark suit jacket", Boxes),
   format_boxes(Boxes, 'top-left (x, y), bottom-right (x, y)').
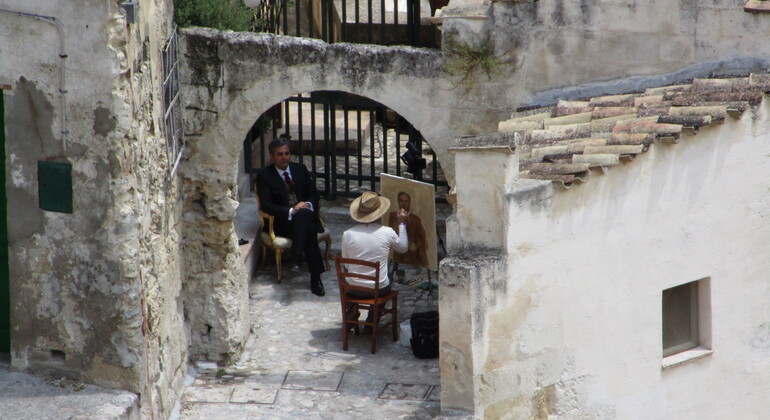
top-left (256, 162), bottom-right (320, 234)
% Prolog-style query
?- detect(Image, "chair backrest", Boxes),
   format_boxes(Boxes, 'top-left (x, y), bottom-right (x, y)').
top-left (334, 255), bottom-right (383, 299)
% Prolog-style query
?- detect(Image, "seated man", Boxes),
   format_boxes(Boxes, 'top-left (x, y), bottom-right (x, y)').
top-left (342, 191), bottom-right (408, 327)
top-left (257, 137), bottom-right (326, 296)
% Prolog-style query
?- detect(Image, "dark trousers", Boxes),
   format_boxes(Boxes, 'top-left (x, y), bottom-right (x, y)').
top-left (275, 208), bottom-right (324, 276)
top-left (347, 285), bottom-right (392, 322)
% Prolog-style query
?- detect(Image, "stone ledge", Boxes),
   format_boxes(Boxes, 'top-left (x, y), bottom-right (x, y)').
top-left (661, 346), bottom-right (713, 370)
top-left (745, 0), bottom-right (770, 13)
top-left (0, 364), bottom-right (140, 420)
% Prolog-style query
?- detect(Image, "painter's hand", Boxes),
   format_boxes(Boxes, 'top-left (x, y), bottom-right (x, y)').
top-left (396, 208), bottom-right (409, 224)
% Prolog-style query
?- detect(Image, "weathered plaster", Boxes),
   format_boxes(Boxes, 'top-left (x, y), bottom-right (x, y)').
top-left (1, 1), bottom-right (186, 418)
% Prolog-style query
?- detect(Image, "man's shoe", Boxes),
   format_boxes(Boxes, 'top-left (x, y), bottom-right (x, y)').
top-left (310, 277), bottom-right (325, 296)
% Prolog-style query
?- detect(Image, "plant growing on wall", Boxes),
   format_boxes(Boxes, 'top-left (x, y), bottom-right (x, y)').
top-left (174, 0), bottom-right (254, 31)
top-left (174, 0), bottom-right (287, 33)
top-left (442, 33), bottom-right (499, 88)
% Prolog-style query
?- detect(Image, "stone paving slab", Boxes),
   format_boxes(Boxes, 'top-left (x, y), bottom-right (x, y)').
top-left (378, 383), bottom-right (433, 400)
top-left (283, 370), bottom-right (343, 391)
top-left (230, 384), bottom-right (280, 404)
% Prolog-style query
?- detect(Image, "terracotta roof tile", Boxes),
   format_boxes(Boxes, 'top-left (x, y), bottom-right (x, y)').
top-left (645, 84), bottom-right (691, 95)
top-left (592, 106), bottom-right (639, 119)
top-left (543, 112), bottom-right (594, 126)
top-left (691, 77), bottom-right (749, 92)
top-left (615, 119), bottom-right (681, 134)
top-left (671, 91), bottom-right (763, 106)
top-left (590, 114), bottom-right (639, 132)
top-left (531, 123), bottom-right (593, 141)
top-left (498, 119), bottom-right (543, 132)
top-left (588, 94), bottom-right (638, 107)
top-left (667, 105), bottom-right (727, 120)
top-left (500, 73), bottom-right (768, 188)
top-left (607, 133), bottom-right (654, 145)
top-left (572, 153), bottom-right (621, 166)
top-left (634, 95), bottom-right (665, 107)
top-left (553, 101), bottom-right (594, 117)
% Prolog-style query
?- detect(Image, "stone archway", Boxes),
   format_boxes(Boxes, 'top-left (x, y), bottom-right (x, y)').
top-left (177, 28), bottom-right (468, 360)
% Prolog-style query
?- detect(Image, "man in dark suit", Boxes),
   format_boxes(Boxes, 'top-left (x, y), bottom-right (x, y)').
top-left (257, 137), bottom-right (326, 296)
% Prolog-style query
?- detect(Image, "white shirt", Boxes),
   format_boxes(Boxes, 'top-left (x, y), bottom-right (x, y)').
top-left (341, 224), bottom-right (408, 289)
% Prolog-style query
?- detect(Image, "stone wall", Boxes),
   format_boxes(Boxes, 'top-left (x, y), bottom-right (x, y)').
top-left (0, 1), bottom-right (186, 418)
top-left (442, 0), bottom-right (770, 107)
top-left (441, 98), bottom-right (770, 417)
top-left (178, 29), bottom-right (473, 186)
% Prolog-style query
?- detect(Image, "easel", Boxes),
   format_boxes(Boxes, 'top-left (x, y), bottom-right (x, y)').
top-left (390, 221), bottom-right (446, 304)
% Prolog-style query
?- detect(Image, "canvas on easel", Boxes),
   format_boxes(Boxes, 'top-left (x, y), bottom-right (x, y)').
top-left (380, 173), bottom-right (437, 271)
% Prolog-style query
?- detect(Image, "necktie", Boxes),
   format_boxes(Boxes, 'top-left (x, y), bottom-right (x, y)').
top-left (283, 171), bottom-right (294, 190)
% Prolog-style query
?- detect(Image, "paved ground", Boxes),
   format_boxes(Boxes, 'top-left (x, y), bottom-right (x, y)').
top-left (0, 194), bottom-right (445, 420)
top-left (179, 195), bottom-right (442, 419)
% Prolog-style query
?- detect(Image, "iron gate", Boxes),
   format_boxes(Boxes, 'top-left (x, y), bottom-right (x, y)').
top-left (244, 91), bottom-right (448, 201)
top-left (252, 0), bottom-right (443, 48)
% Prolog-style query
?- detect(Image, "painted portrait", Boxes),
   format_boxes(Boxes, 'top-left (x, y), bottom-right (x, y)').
top-left (380, 174), bottom-right (437, 271)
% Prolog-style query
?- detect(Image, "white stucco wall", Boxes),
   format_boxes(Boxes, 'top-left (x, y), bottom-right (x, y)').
top-left (458, 101), bottom-right (770, 418)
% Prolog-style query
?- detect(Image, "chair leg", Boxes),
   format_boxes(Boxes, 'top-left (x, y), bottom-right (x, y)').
top-left (353, 304), bottom-right (360, 336)
top-left (342, 307), bottom-right (349, 351)
top-left (371, 307), bottom-right (379, 354)
top-left (260, 245), bottom-right (268, 269)
top-left (322, 238), bottom-right (331, 271)
top-left (392, 298), bottom-right (398, 342)
top-left (275, 248), bottom-right (283, 283)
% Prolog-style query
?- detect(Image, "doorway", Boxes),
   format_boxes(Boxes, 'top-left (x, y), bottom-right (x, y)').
top-left (0, 91), bottom-right (10, 353)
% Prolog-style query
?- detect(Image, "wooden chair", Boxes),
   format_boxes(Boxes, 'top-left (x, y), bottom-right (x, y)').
top-left (333, 255), bottom-right (399, 354)
top-left (256, 193), bottom-right (331, 283)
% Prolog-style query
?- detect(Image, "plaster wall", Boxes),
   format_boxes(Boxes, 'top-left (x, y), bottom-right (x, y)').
top-left (0, 1), bottom-right (186, 418)
top-left (446, 102), bottom-right (770, 418)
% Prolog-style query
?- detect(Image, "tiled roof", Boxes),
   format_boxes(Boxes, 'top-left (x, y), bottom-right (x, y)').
top-left (498, 73), bottom-right (770, 188)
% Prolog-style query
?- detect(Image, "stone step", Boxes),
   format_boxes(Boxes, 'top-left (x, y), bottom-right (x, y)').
top-left (0, 362), bottom-right (140, 420)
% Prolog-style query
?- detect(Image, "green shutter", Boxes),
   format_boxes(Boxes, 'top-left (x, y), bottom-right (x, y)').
top-left (38, 161), bottom-right (72, 214)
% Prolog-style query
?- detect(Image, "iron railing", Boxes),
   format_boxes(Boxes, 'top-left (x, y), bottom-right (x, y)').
top-left (162, 28), bottom-right (185, 178)
top-left (253, 0), bottom-right (437, 47)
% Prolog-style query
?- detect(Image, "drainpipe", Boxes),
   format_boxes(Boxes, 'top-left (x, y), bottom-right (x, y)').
top-left (0, 9), bottom-right (68, 151)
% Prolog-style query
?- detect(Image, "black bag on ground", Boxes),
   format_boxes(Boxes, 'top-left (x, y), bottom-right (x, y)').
top-left (410, 311), bottom-right (439, 359)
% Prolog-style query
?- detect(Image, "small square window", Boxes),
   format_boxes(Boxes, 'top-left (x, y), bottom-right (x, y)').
top-left (662, 278), bottom-right (711, 358)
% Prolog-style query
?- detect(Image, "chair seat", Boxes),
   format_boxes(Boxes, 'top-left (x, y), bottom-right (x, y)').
top-left (260, 228), bottom-right (330, 250)
top-left (346, 290), bottom-right (398, 305)
top-left (260, 231), bottom-right (292, 249)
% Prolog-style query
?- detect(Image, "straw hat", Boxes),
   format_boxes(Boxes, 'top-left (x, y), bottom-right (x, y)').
top-left (349, 191), bottom-right (391, 223)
